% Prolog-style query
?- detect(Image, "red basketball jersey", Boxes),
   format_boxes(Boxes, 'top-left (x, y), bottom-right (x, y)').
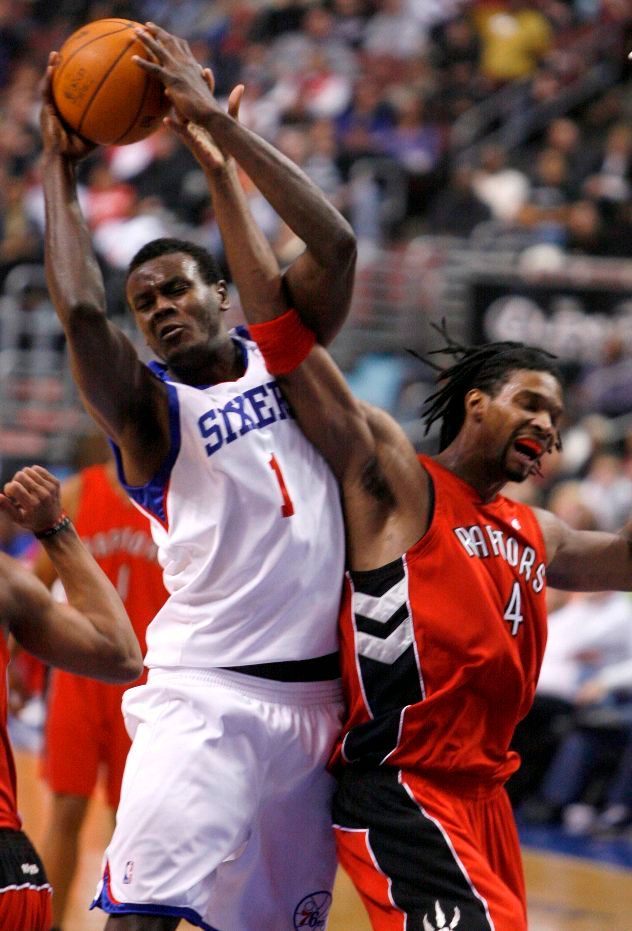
top-left (0, 635), bottom-right (20, 830)
top-left (73, 464), bottom-right (166, 653)
top-left (331, 455), bottom-right (549, 787)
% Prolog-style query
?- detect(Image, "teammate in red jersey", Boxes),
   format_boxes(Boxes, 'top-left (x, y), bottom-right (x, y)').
top-left (199, 115), bottom-right (632, 926)
top-left (34, 438), bottom-right (167, 931)
top-left (0, 465), bottom-right (142, 931)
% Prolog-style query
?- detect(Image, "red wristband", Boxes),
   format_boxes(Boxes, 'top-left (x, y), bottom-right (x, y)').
top-left (249, 309), bottom-right (316, 375)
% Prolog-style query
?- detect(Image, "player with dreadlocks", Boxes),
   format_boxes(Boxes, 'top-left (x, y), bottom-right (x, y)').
top-left (242, 316), bottom-right (632, 931)
top-left (185, 112), bottom-right (632, 929)
top-left (420, 333), bottom-right (563, 456)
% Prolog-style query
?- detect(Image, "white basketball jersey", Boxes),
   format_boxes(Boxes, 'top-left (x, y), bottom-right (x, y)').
top-left (113, 329), bottom-right (345, 668)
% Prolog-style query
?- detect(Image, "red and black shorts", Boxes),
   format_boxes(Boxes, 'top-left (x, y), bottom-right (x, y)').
top-left (0, 829), bottom-right (52, 931)
top-left (333, 766), bottom-right (527, 931)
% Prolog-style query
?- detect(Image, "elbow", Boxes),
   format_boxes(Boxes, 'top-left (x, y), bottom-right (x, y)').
top-left (108, 645), bottom-right (144, 683)
top-left (333, 222), bottom-right (358, 273)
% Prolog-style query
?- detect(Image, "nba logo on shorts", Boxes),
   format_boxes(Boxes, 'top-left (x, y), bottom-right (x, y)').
top-left (123, 860), bottom-right (135, 884)
top-left (293, 891), bottom-right (332, 929)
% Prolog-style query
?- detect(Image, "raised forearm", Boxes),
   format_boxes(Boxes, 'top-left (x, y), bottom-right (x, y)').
top-left (206, 161), bottom-right (284, 322)
top-left (42, 154), bottom-right (107, 322)
top-left (203, 111), bottom-right (355, 266)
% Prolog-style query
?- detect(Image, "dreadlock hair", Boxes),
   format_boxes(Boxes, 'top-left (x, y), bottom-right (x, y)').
top-left (418, 329), bottom-right (562, 452)
top-left (126, 238), bottom-right (223, 288)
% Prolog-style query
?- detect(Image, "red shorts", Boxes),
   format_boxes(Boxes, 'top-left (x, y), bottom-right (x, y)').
top-left (0, 829), bottom-right (52, 931)
top-left (41, 669), bottom-right (143, 808)
top-left (333, 766), bottom-right (526, 931)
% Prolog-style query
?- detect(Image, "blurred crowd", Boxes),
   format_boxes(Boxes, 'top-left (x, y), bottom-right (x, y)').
top-left (0, 0), bottom-right (631, 298)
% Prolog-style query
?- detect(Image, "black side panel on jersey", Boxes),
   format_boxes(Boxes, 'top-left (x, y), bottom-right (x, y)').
top-left (334, 767), bottom-right (494, 930)
top-left (343, 557), bottom-right (424, 764)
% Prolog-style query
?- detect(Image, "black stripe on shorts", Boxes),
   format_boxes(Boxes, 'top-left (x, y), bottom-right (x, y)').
top-left (333, 767), bottom-right (493, 931)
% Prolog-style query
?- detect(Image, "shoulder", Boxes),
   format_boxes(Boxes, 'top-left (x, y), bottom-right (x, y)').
top-left (531, 505), bottom-right (566, 557)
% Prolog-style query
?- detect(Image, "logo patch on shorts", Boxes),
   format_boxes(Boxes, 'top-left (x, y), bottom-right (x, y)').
top-left (21, 862), bottom-right (40, 876)
top-left (123, 860), bottom-right (134, 884)
top-left (423, 901), bottom-right (460, 930)
top-left (293, 891), bottom-right (332, 929)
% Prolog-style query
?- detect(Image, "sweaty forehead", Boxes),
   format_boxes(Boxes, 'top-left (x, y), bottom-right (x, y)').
top-left (127, 253), bottom-right (199, 294)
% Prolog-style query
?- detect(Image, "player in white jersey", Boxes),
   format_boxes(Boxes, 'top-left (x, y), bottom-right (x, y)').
top-left (39, 23), bottom-right (356, 931)
top-left (120, 333), bottom-right (342, 669)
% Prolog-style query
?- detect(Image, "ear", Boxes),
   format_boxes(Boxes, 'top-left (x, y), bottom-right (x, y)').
top-left (464, 388), bottom-right (488, 423)
top-left (216, 280), bottom-right (231, 313)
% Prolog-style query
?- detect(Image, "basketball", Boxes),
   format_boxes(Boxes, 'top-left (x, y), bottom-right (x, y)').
top-left (52, 18), bottom-right (170, 146)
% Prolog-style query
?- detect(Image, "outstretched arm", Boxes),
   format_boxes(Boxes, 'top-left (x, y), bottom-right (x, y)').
top-left (537, 507), bottom-right (632, 591)
top-left (40, 54), bottom-right (168, 482)
top-left (0, 467), bottom-right (142, 682)
top-left (134, 24), bottom-right (357, 344)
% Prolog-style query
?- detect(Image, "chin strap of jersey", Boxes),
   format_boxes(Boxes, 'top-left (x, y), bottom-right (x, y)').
top-left (249, 309), bottom-right (316, 375)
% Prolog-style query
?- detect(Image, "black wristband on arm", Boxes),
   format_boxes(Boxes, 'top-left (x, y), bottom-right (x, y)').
top-left (34, 513), bottom-right (72, 540)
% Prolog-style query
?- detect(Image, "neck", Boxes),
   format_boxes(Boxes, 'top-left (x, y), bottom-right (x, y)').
top-left (434, 447), bottom-right (505, 503)
top-left (168, 336), bottom-right (244, 386)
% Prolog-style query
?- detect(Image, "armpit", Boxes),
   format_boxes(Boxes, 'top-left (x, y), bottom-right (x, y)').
top-left (360, 455), bottom-right (396, 508)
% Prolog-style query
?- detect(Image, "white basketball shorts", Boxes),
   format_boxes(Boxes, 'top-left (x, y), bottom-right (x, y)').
top-left (91, 666), bottom-right (344, 930)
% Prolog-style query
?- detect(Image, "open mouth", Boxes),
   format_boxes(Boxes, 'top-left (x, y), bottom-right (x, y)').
top-left (513, 437), bottom-right (544, 461)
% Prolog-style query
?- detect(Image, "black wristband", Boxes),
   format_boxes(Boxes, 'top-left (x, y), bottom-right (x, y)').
top-left (34, 513), bottom-right (72, 540)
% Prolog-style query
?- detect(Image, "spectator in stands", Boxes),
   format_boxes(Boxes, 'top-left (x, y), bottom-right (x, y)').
top-left (83, 160), bottom-right (137, 233)
top-left (293, 46), bottom-right (353, 120)
top-left (511, 588), bottom-right (632, 813)
top-left (267, 2), bottom-right (358, 89)
top-left (426, 160), bottom-right (492, 236)
top-left (329, 0), bottom-right (373, 50)
top-left (0, 263), bottom-right (63, 356)
top-left (577, 450), bottom-right (632, 532)
top-left (576, 338), bottom-right (632, 421)
top-left (430, 11), bottom-right (481, 71)
top-left (0, 0), bottom-right (28, 89)
top-left (0, 170), bottom-right (41, 285)
top-left (335, 75), bottom-right (396, 173)
top-left (515, 146), bottom-right (572, 236)
top-left (574, 643), bottom-right (632, 837)
top-left (111, 127), bottom-right (202, 226)
top-left (582, 120), bottom-right (632, 206)
top-left (528, 585), bottom-right (632, 834)
top-left (362, 0), bottom-right (427, 61)
top-left (563, 198), bottom-right (607, 255)
top-left (541, 117), bottom-right (591, 197)
top-left (247, 0), bottom-right (308, 45)
top-left (303, 117), bottom-right (346, 208)
top-left (373, 87), bottom-right (443, 218)
top-left (472, 142), bottom-right (530, 224)
top-left (472, 0), bottom-right (554, 85)
top-left (511, 478), bottom-right (632, 823)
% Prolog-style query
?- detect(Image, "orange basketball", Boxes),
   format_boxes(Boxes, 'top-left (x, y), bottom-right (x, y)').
top-left (52, 19), bottom-right (170, 146)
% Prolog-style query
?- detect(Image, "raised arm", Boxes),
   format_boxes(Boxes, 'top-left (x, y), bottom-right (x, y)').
top-left (162, 83), bottom-right (426, 567)
top-left (134, 24), bottom-right (357, 344)
top-left (0, 467), bottom-right (142, 682)
top-left (537, 506), bottom-right (632, 592)
top-left (40, 54), bottom-right (169, 481)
